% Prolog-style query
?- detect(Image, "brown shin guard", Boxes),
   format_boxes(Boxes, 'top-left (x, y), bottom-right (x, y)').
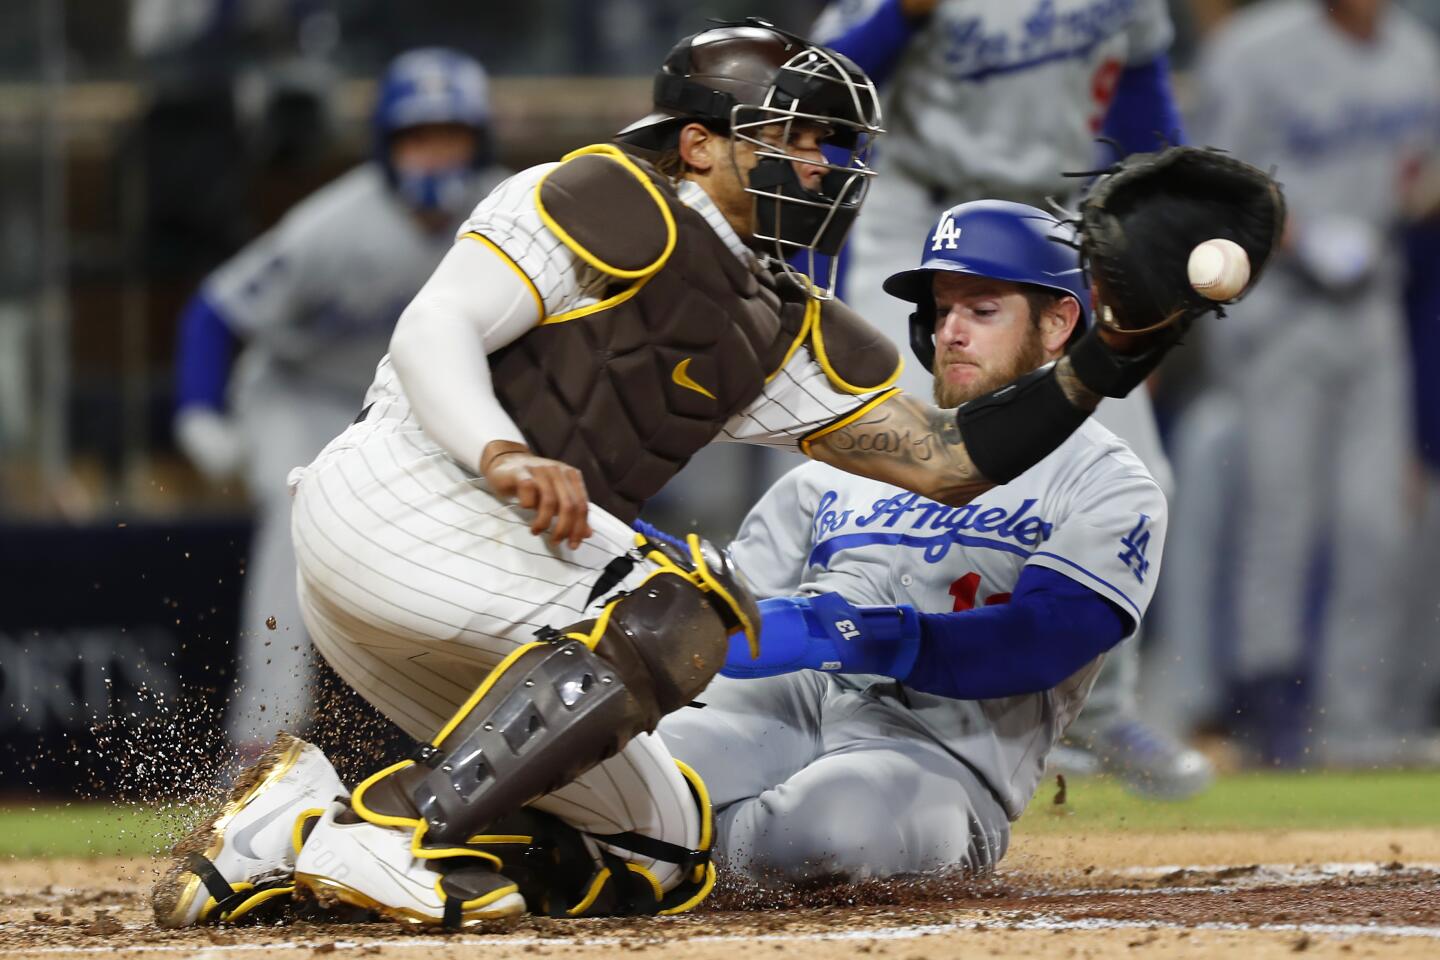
top-left (352, 557), bottom-right (747, 852)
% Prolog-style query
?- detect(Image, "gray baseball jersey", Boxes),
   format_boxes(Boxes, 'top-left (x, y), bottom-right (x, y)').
top-left (206, 163), bottom-right (470, 404)
top-left (1196, 0), bottom-right (1440, 242)
top-left (1193, 0), bottom-right (1440, 336)
top-left (724, 419), bottom-right (1166, 819)
top-left (814, 0), bottom-right (1173, 202)
top-left (1186, 0), bottom-right (1440, 752)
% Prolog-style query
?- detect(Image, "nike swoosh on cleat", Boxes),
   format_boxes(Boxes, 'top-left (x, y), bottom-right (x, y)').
top-left (231, 803), bottom-right (297, 861)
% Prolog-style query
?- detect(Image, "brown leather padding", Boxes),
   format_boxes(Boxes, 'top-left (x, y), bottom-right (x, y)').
top-left (490, 149), bottom-right (800, 523)
top-left (489, 145), bottom-right (901, 523)
top-left (538, 154), bottom-right (670, 275)
top-left (815, 296), bottom-right (903, 391)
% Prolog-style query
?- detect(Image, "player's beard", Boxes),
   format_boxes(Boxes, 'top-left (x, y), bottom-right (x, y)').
top-left (932, 325), bottom-right (1048, 409)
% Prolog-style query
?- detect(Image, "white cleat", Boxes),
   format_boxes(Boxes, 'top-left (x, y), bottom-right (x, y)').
top-left (152, 733), bottom-right (349, 927)
top-left (295, 803), bottom-right (526, 928)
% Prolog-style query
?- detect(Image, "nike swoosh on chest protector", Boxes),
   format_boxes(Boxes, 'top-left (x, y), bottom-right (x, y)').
top-left (672, 357), bottom-right (717, 400)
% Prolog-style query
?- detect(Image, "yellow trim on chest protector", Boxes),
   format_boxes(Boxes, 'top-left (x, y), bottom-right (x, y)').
top-left (540, 273), bottom-right (656, 325)
top-left (534, 144), bottom-right (678, 279)
top-left (798, 387), bottom-right (903, 457)
top-left (811, 300), bottom-right (904, 395)
top-left (766, 295), bottom-right (816, 383)
top-left (461, 231), bottom-right (544, 323)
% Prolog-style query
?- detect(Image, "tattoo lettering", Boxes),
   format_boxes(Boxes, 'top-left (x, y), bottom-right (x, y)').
top-left (825, 405), bottom-right (940, 461)
top-left (814, 394), bottom-right (989, 506)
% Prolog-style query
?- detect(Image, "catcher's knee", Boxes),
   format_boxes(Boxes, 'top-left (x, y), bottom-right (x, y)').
top-left (352, 535), bottom-right (755, 854)
top-left (578, 533), bottom-right (759, 721)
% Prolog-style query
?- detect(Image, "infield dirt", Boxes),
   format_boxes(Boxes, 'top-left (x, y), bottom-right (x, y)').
top-left (2, 827), bottom-right (1437, 959)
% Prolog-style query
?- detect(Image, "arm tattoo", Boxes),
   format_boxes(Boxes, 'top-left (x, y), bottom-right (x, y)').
top-left (812, 394), bottom-right (990, 505)
top-left (814, 361), bottom-right (1101, 506)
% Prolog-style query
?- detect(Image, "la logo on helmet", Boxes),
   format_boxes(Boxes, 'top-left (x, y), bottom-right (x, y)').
top-left (931, 215), bottom-right (962, 251)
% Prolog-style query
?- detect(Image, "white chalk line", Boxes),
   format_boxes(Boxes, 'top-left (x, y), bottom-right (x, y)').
top-left (7, 916), bottom-right (1440, 956)
top-left (1047, 861), bottom-right (1440, 897)
top-left (1116, 861), bottom-right (1440, 879)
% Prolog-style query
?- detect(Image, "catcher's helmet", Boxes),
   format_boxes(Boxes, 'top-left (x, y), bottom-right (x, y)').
top-left (884, 200), bottom-right (1090, 369)
top-left (373, 48), bottom-right (494, 216)
top-left (617, 18), bottom-right (883, 296)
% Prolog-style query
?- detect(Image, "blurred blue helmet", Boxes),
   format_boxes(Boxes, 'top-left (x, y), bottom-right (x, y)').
top-left (373, 48), bottom-right (494, 217)
top-left (883, 200), bottom-right (1090, 369)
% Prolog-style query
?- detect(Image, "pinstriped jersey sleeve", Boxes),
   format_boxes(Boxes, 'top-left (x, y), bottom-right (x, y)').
top-left (457, 164), bottom-right (609, 319)
top-left (718, 347), bottom-right (893, 450)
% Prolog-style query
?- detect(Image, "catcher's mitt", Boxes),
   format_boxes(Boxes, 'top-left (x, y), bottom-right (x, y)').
top-left (1078, 146), bottom-right (1286, 335)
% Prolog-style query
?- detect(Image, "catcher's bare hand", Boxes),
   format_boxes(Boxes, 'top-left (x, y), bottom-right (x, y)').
top-left (482, 441), bottom-right (593, 549)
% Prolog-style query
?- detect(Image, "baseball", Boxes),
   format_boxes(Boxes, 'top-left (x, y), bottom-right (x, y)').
top-left (1187, 238), bottom-right (1251, 300)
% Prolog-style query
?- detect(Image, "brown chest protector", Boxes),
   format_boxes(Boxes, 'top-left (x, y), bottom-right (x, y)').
top-left (489, 146), bottom-right (802, 522)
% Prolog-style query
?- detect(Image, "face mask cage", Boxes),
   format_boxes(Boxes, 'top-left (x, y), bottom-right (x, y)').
top-left (730, 47), bottom-right (884, 299)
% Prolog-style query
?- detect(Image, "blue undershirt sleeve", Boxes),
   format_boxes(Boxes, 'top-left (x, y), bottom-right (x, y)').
top-left (1100, 55), bottom-right (1187, 159)
top-left (904, 566), bottom-right (1130, 700)
top-left (821, 0), bottom-right (928, 87)
top-left (175, 291), bottom-right (240, 413)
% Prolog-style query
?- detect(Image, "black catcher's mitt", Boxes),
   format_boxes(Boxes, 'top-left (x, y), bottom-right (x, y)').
top-left (1078, 146), bottom-right (1286, 335)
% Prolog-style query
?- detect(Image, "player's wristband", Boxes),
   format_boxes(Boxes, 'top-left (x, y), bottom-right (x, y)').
top-left (719, 592), bottom-right (921, 680)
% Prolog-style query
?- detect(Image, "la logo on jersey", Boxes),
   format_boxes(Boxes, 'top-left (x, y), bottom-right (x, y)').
top-left (931, 215), bottom-right (962, 251)
top-left (1117, 513), bottom-right (1152, 583)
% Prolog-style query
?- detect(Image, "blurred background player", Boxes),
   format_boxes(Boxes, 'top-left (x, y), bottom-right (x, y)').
top-left (809, 0), bottom-right (1209, 796)
top-left (1185, 0), bottom-right (1440, 766)
top-left (171, 47), bottom-right (508, 756)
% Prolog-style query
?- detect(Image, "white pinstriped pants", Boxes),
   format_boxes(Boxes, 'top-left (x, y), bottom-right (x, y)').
top-left (289, 406), bottom-right (699, 890)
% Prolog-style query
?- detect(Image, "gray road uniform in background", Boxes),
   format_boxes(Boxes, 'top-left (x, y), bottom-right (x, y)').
top-left (1190, 0), bottom-right (1440, 760)
top-left (658, 420), bottom-right (1166, 883)
top-left (174, 48), bottom-right (504, 750)
top-left (809, 0), bottom-right (1184, 774)
top-left (197, 162), bottom-right (503, 745)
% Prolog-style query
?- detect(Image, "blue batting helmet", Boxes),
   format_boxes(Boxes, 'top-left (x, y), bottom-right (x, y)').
top-left (373, 48), bottom-right (494, 215)
top-left (883, 200), bottom-right (1090, 369)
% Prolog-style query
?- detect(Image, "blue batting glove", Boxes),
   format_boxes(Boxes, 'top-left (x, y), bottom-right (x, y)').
top-left (720, 591), bottom-right (921, 681)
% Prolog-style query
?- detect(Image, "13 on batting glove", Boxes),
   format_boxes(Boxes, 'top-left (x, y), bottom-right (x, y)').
top-left (1067, 145), bottom-right (1286, 398)
top-left (720, 592), bottom-right (921, 681)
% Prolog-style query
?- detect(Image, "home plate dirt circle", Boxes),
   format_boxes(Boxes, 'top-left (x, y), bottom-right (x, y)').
top-left (2, 829), bottom-right (1438, 960)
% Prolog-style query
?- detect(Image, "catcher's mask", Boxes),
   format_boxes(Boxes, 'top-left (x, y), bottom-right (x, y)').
top-left (616, 18), bottom-right (883, 298)
top-left (884, 200), bottom-right (1091, 370)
